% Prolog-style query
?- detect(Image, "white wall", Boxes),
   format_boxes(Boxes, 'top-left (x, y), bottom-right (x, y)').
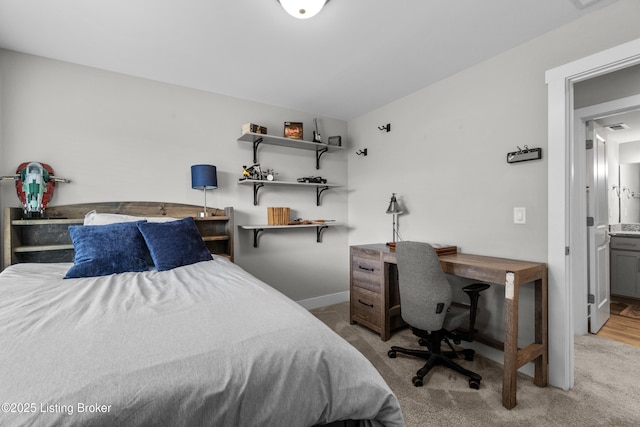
top-left (347, 0), bottom-right (640, 345)
top-left (620, 139), bottom-right (640, 163)
top-left (0, 50), bottom-right (349, 302)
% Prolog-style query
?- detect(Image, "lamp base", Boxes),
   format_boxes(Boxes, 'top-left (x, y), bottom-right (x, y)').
top-left (198, 211), bottom-right (209, 217)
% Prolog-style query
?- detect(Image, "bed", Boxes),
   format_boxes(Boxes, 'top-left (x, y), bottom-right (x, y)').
top-left (0, 202), bottom-right (404, 427)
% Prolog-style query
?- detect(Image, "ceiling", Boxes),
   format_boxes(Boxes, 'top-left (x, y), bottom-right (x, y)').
top-left (597, 110), bottom-right (640, 144)
top-left (0, 0), bottom-right (620, 120)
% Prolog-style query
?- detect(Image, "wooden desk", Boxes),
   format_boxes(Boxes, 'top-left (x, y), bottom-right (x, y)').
top-left (349, 243), bottom-right (548, 409)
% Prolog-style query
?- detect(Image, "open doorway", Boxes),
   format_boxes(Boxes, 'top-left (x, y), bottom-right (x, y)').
top-left (591, 108), bottom-right (640, 347)
top-left (575, 101), bottom-right (640, 339)
top-left (546, 37), bottom-right (640, 391)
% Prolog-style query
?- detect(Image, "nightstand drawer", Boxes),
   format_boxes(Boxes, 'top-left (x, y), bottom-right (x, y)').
top-left (351, 286), bottom-right (381, 328)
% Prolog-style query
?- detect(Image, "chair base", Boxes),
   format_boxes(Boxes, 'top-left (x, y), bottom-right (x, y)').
top-left (388, 345), bottom-right (482, 389)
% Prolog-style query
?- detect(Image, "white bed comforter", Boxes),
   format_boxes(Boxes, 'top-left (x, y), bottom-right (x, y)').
top-left (0, 258), bottom-right (404, 427)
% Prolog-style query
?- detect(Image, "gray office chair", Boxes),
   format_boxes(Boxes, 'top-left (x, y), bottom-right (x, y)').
top-left (388, 241), bottom-right (490, 389)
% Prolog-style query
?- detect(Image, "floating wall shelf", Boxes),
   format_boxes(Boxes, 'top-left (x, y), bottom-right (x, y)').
top-left (238, 132), bottom-right (345, 169)
top-left (239, 223), bottom-right (336, 247)
top-left (238, 179), bottom-right (341, 206)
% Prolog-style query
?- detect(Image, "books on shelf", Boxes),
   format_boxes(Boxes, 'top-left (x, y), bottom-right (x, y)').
top-left (242, 123), bottom-right (267, 135)
top-left (267, 207), bottom-right (290, 225)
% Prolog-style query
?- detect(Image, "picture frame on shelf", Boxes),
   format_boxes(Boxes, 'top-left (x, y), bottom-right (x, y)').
top-left (328, 136), bottom-right (342, 146)
top-left (284, 122), bottom-right (303, 140)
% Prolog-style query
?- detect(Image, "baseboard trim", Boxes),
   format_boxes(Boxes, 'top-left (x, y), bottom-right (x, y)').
top-left (463, 341), bottom-right (534, 376)
top-left (297, 291), bottom-right (350, 310)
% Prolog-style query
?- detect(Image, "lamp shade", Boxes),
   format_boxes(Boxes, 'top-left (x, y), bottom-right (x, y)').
top-left (279, 0), bottom-right (327, 19)
top-left (386, 193), bottom-right (404, 215)
top-left (191, 165), bottom-right (217, 189)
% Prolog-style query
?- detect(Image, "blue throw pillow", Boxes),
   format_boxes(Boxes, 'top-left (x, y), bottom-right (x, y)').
top-left (137, 217), bottom-right (212, 271)
top-left (65, 221), bottom-right (149, 279)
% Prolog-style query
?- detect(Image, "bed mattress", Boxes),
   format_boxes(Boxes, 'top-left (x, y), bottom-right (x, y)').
top-left (0, 257), bottom-right (404, 426)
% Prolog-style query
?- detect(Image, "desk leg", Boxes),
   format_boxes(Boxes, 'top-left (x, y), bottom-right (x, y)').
top-left (381, 262), bottom-right (391, 341)
top-left (502, 272), bottom-right (518, 409)
top-left (534, 276), bottom-right (549, 387)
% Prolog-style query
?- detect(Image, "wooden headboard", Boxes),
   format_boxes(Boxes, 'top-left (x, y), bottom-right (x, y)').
top-left (3, 201), bottom-right (234, 269)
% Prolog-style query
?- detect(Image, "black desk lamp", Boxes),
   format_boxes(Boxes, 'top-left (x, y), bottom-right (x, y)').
top-left (386, 193), bottom-right (404, 247)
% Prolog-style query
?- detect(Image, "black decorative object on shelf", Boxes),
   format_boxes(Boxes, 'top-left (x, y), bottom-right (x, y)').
top-left (297, 176), bottom-right (327, 184)
top-left (312, 118), bottom-right (322, 143)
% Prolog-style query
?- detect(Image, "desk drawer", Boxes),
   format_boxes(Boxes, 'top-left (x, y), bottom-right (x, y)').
top-left (351, 286), bottom-right (381, 328)
top-left (351, 272), bottom-right (383, 293)
top-left (351, 253), bottom-right (383, 292)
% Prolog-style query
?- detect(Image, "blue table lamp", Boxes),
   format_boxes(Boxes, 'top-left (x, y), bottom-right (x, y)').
top-left (191, 164), bottom-right (217, 217)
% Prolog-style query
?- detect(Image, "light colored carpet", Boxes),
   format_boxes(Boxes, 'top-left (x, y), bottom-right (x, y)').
top-left (311, 302), bottom-right (640, 427)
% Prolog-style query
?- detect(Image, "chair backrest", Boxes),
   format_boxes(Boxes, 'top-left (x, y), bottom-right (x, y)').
top-left (396, 241), bottom-right (452, 332)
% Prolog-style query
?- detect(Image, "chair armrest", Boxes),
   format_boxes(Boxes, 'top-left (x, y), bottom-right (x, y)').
top-left (455, 283), bottom-right (490, 342)
top-left (462, 283), bottom-right (490, 294)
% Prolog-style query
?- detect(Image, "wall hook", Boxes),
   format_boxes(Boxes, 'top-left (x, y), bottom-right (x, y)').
top-left (356, 148), bottom-right (368, 156)
top-left (507, 145), bottom-right (542, 163)
top-left (378, 123), bottom-right (391, 132)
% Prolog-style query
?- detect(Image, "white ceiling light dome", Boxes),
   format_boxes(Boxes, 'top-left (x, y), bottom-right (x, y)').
top-left (278, 0), bottom-right (328, 19)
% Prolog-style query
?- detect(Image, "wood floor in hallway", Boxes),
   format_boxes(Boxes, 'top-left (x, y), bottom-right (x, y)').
top-left (597, 312), bottom-right (640, 348)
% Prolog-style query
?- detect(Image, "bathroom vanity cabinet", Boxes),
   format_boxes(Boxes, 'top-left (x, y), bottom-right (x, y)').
top-left (610, 235), bottom-right (640, 299)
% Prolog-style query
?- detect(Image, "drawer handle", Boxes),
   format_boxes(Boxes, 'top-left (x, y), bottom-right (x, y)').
top-left (358, 265), bottom-right (374, 272)
top-left (358, 299), bottom-right (374, 308)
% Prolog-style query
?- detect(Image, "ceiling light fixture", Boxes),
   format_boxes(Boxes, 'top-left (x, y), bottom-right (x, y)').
top-left (278, 0), bottom-right (328, 19)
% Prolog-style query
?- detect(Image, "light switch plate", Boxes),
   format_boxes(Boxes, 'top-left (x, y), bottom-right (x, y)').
top-left (514, 207), bottom-right (526, 224)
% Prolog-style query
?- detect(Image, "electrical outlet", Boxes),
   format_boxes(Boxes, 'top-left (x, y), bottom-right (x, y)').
top-left (514, 207), bottom-right (526, 224)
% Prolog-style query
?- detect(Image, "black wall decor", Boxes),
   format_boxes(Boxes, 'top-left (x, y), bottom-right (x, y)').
top-left (507, 146), bottom-right (542, 163)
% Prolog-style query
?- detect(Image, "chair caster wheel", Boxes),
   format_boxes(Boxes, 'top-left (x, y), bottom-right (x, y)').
top-left (464, 353), bottom-right (474, 361)
top-left (453, 339), bottom-right (461, 345)
top-left (469, 379), bottom-right (480, 389)
top-left (412, 376), bottom-right (424, 387)
top-left (388, 350), bottom-right (397, 358)
top-left (418, 338), bottom-right (428, 347)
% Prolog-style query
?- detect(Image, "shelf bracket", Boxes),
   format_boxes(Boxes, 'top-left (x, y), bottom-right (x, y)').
top-left (252, 228), bottom-right (264, 248)
top-left (252, 137), bottom-right (263, 163)
top-left (315, 147), bottom-right (328, 169)
top-left (316, 225), bottom-right (328, 243)
top-left (316, 186), bottom-right (329, 206)
top-left (252, 182), bottom-right (265, 206)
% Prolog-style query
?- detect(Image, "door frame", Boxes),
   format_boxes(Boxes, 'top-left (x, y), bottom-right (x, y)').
top-left (546, 37), bottom-right (640, 390)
